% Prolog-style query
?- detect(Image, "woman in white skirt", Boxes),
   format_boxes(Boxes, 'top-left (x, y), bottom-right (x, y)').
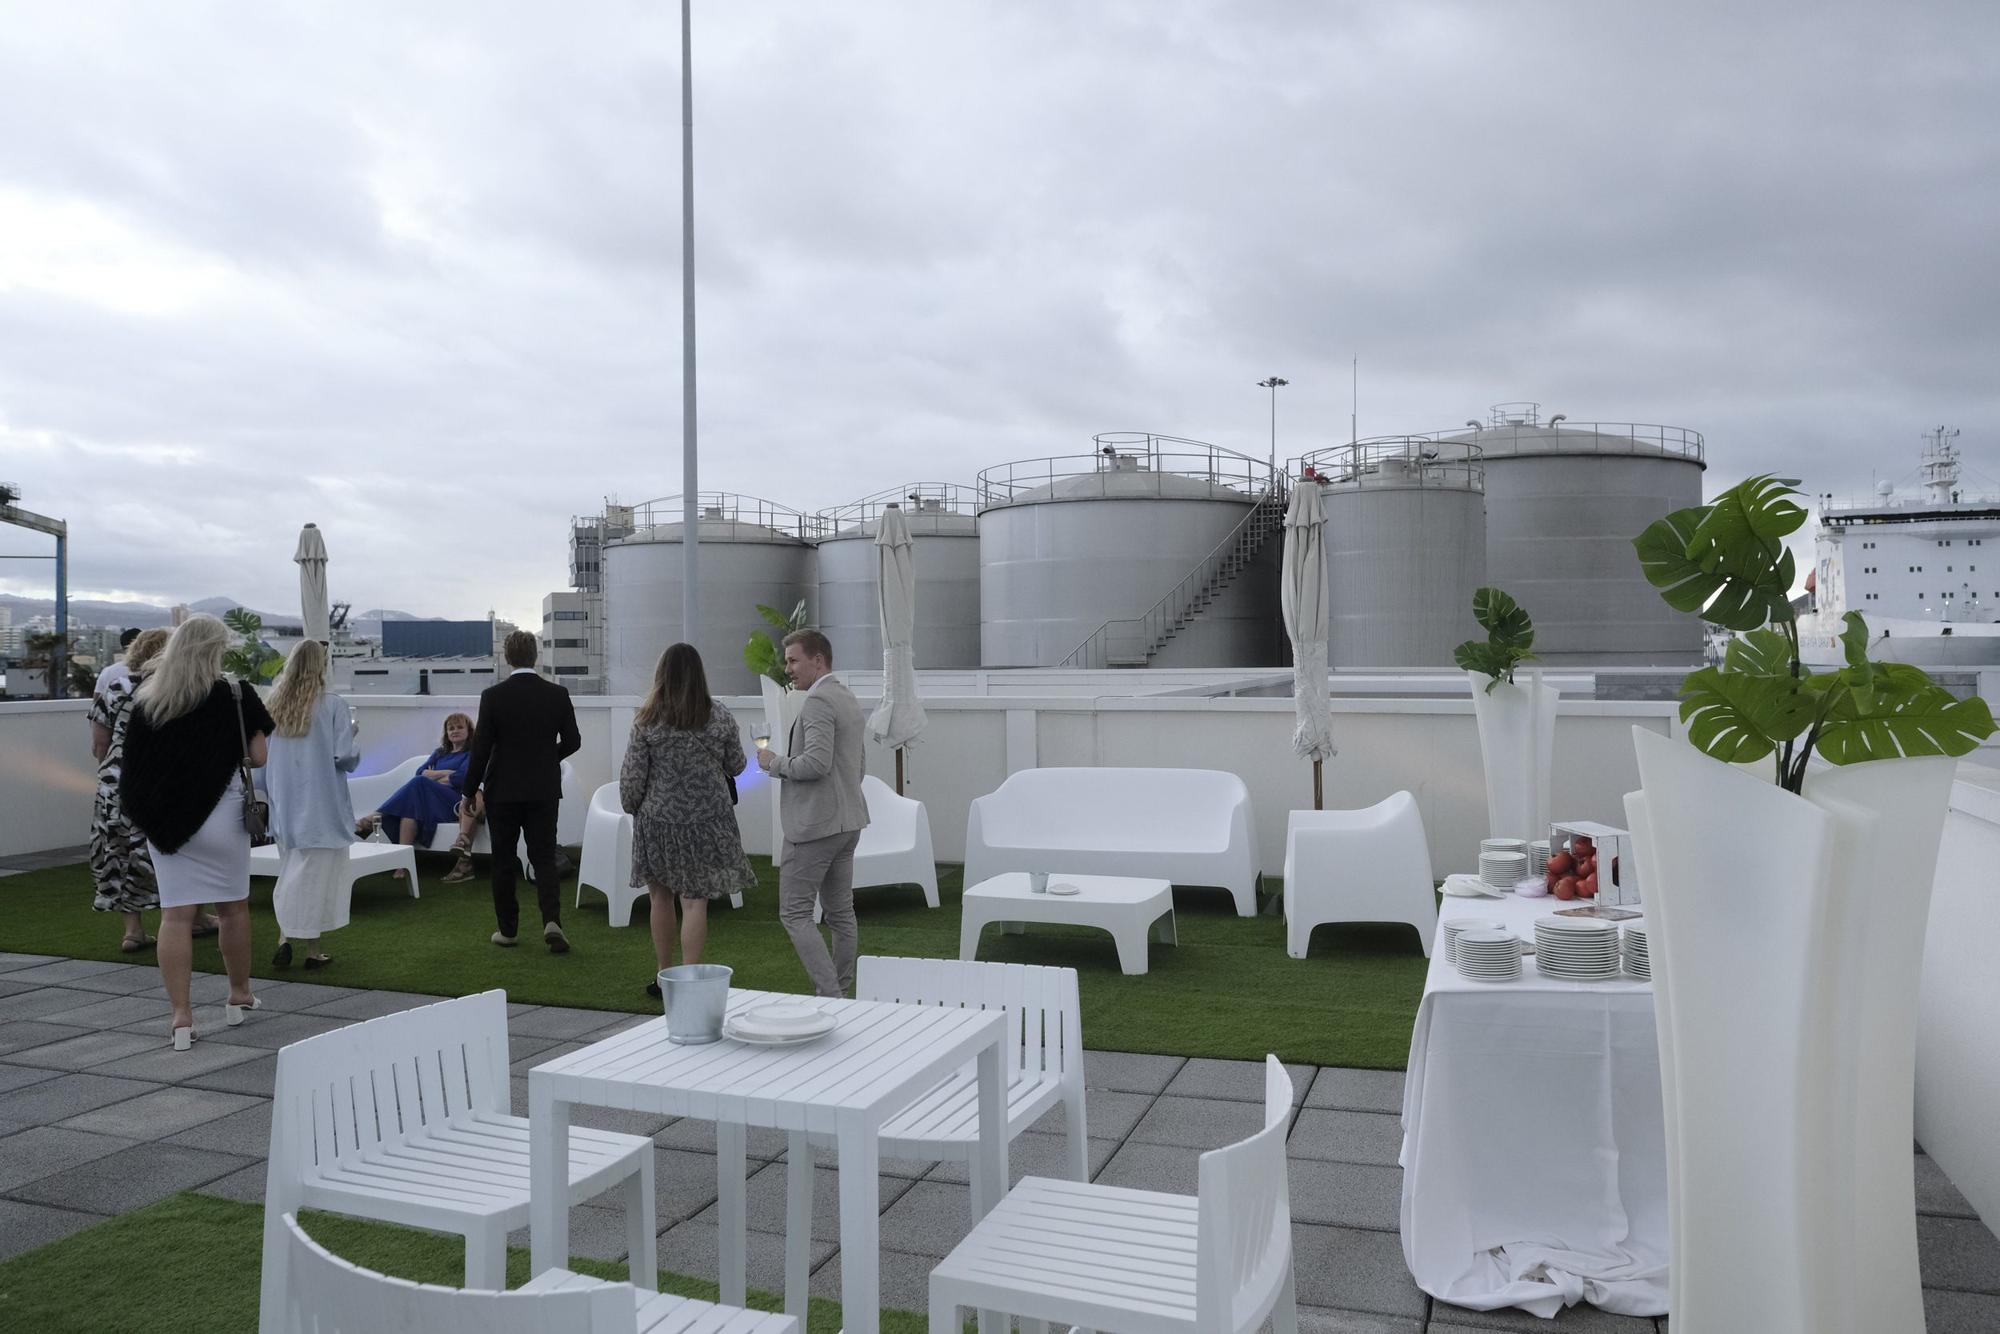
top-left (121, 615), bottom-right (272, 1050)
top-left (262, 640), bottom-right (359, 968)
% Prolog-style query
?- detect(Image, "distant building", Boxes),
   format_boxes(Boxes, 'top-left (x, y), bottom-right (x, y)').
top-left (344, 657), bottom-right (500, 696)
top-left (540, 591), bottom-right (601, 694)
top-left (0, 606), bottom-right (15, 655)
top-left (381, 619), bottom-right (495, 659)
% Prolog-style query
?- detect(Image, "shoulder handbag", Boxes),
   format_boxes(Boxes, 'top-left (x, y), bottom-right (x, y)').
top-left (231, 681), bottom-right (274, 846)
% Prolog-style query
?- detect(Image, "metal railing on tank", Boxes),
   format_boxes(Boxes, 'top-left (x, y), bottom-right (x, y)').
top-left (817, 482), bottom-right (981, 532)
top-left (622, 493), bottom-right (826, 542)
top-left (1296, 437), bottom-right (1486, 491)
top-left (976, 432), bottom-right (1278, 510)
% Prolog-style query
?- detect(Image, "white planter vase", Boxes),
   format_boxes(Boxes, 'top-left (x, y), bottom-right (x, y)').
top-left (1468, 668), bottom-right (1559, 843)
top-left (759, 677), bottom-right (804, 865)
top-left (1627, 728), bottom-right (1957, 1334)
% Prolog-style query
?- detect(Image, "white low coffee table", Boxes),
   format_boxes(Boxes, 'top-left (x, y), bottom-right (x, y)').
top-left (960, 872), bottom-right (1178, 975)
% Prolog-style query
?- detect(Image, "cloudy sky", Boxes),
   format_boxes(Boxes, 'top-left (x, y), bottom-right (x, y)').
top-left (2, 0), bottom-right (1996, 624)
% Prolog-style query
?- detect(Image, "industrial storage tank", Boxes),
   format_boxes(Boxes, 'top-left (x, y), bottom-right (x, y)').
top-left (1302, 439), bottom-right (1487, 669)
top-left (1437, 403), bottom-right (1706, 665)
top-left (814, 484), bottom-right (981, 670)
top-left (977, 433), bottom-right (1287, 668)
top-left (600, 495), bottom-right (817, 696)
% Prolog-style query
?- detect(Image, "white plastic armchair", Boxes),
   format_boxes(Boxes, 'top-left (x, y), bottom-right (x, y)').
top-left (815, 775), bottom-right (940, 922)
top-left (577, 780), bottom-right (744, 926)
top-left (1281, 791), bottom-right (1436, 959)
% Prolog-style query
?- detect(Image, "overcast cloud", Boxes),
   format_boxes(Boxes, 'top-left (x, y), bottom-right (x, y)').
top-left (2, 0), bottom-right (1997, 623)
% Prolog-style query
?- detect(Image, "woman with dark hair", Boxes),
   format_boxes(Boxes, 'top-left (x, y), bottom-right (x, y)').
top-left (620, 642), bottom-right (753, 997)
top-left (356, 711), bottom-right (482, 881)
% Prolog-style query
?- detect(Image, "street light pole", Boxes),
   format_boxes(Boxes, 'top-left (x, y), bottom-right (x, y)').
top-left (1257, 376), bottom-right (1289, 479)
top-left (679, 0), bottom-right (701, 648)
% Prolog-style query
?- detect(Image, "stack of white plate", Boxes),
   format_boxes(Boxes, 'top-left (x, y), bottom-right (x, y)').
top-left (1533, 917), bottom-right (1623, 981)
top-left (1440, 916), bottom-right (1507, 967)
top-left (1623, 922), bottom-right (1650, 980)
top-left (1453, 929), bottom-right (1523, 983)
top-left (1527, 839), bottom-right (1551, 878)
top-left (1479, 849), bottom-right (1527, 892)
top-left (723, 1001), bottom-right (838, 1047)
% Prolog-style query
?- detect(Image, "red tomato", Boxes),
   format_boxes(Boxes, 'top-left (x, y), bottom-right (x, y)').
top-left (1579, 874), bottom-right (1598, 897)
top-left (1547, 850), bottom-right (1575, 877)
top-left (1579, 856), bottom-right (1596, 879)
top-left (1570, 836), bottom-right (1595, 855)
top-left (1554, 875), bottom-right (1579, 901)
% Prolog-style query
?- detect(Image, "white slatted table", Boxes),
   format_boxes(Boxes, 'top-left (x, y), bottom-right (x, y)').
top-left (529, 990), bottom-right (1008, 1334)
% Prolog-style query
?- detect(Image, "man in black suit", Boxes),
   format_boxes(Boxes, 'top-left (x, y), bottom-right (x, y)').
top-left (463, 629), bottom-right (581, 953)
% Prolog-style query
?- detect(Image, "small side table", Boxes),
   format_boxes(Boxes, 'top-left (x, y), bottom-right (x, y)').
top-left (960, 872), bottom-right (1177, 975)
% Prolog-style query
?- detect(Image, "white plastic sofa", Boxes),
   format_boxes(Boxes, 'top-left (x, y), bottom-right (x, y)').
top-left (275, 1211), bottom-right (795, 1334)
top-left (348, 755), bottom-right (576, 870)
top-left (576, 780), bottom-right (744, 926)
top-left (249, 841), bottom-right (420, 914)
top-left (257, 990), bottom-right (655, 1334)
top-left (963, 766), bottom-right (1262, 917)
top-left (814, 775), bottom-right (941, 922)
top-left (1282, 791), bottom-right (1437, 958)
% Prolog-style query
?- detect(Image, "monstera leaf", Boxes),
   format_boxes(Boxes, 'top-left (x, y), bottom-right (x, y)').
top-left (1634, 476), bottom-right (1802, 632)
top-left (1454, 586), bottom-right (1536, 692)
top-left (1677, 665), bottom-right (1818, 764)
top-left (1722, 626), bottom-right (1794, 677)
top-left (743, 599), bottom-right (810, 688)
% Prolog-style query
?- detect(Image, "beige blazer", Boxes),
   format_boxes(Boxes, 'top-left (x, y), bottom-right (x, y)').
top-left (772, 677), bottom-right (870, 845)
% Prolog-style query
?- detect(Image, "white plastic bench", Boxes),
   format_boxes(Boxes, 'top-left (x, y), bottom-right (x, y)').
top-left (258, 990), bottom-right (655, 1334)
top-left (249, 841), bottom-right (421, 917)
top-left (928, 1054), bottom-right (1297, 1334)
top-left (575, 781), bottom-right (744, 926)
top-left (814, 775), bottom-right (941, 923)
top-left (276, 1211), bottom-right (795, 1334)
top-left (963, 767), bottom-right (1262, 917)
top-left (349, 755), bottom-right (577, 870)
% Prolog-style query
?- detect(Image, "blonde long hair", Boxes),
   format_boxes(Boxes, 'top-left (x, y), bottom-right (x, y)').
top-left (124, 628), bottom-right (171, 678)
top-left (267, 640), bottom-right (330, 737)
top-left (133, 614), bottom-right (230, 724)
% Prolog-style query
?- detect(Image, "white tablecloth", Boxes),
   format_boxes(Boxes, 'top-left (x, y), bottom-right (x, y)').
top-left (1400, 894), bottom-right (1669, 1318)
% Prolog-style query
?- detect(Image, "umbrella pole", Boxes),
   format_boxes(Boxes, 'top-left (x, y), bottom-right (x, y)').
top-left (895, 747), bottom-right (905, 796)
top-left (1312, 759), bottom-right (1323, 810)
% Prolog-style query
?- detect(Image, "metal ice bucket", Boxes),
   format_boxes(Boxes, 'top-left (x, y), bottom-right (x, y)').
top-left (658, 964), bottom-right (732, 1045)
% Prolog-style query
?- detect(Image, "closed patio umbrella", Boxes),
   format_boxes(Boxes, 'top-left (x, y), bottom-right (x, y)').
top-left (1281, 480), bottom-right (1335, 807)
top-left (295, 522), bottom-right (330, 645)
top-left (866, 504), bottom-right (926, 793)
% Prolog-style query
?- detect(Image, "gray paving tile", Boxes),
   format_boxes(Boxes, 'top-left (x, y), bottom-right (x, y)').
top-left (0, 989), bottom-right (111, 1022)
top-left (1129, 1094), bottom-right (1268, 1150)
top-left (6, 1029), bottom-right (163, 1072)
top-left (1096, 1140), bottom-right (1199, 1195)
top-left (653, 1118), bottom-right (788, 1160)
top-left (186, 973), bottom-right (241, 1005)
top-left (0, 1199), bottom-right (105, 1262)
top-left (54, 965), bottom-right (168, 996)
top-left (509, 1033), bottom-right (574, 1067)
top-left (0, 954), bottom-right (64, 973)
top-left (1083, 1049), bottom-right (1186, 1094)
top-left (1296, 1308), bottom-right (1421, 1334)
top-left (1058, 1088), bottom-right (1150, 1140)
top-left (0, 959), bottom-right (134, 987)
top-left (874, 1178), bottom-right (980, 1259)
top-left (200, 1011), bottom-right (354, 1050)
top-left (508, 1002), bottom-right (543, 1019)
top-left (585, 1013), bottom-right (655, 1040)
top-left (34, 993), bottom-right (174, 1029)
top-left (629, 1147), bottom-right (730, 1226)
top-left (89, 1038), bottom-right (268, 1084)
top-left (0, 1063), bottom-right (61, 1096)
top-left (926, 1129), bottom-right (1119, 1186)
top-left (244, 980), bottom-right (363, 1011)
top-left (0, 1072), bottom-right (164, 1124)
top-left (1430, 1299), bottom-right (1655, 1330)
top-left (1290, 1157), bottom-right (1403, 1231)
top-left (0, 979), bottom-right (40, 998)
top-left (801, 1136), bottom-right (946, 1180)
top-left (1916, 1153), bottom-right (1980, 1219)
top-left (59, 1085), bottom-right (263, 1142)
top-left (195, 1158), bottom-right (268, 1204)
top-left (693, 1158), bottom-right (917, 1239)
top-left (1920, 1214), bottom-right (2000, 1294)
top-left (1306, 1067), bottom-right (1405, 1115)
top-left (179, 1052), bottom-right (278, 1098)
top-left (656, 1219), bottom-right (835, 1298)
top-left (807, 1242), bottom-right (936, 1316)
top-left (1926, 1286), bottom-right (2000, 1334)
top-left (0, 1020), bottom-right (90, 1056)
top-left (1164, 1056), bottom-right (1316, 1105)
top-left (303, 990), bottom-right (446, 1020)
top-left (1288, 1108), bottom-right (1403, 1167)
top-left (8, 1141), bottom-right (257, 1213)
top-left (162, 1097), bottom-right (273, 1156)
top-left (0, 1125), bottom-right (141, 1192)
top-left (508, 1198), bottom-right (654, 1263)
top-left (1290, 1222), bottom-right (1426, 1319)
top-left (511, 1006), bottom-right (625, 1040)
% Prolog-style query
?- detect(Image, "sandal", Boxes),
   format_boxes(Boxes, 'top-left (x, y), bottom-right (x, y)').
top-left (303, 955), bottom-right (333, 970)
top-left (442, 857), bottom-right (476, 884)
top-left (120, 933), bottom-right (156, 954)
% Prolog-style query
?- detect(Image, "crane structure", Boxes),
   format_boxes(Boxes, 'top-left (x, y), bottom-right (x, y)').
top-left (0, 483), bottom-right (70, 699)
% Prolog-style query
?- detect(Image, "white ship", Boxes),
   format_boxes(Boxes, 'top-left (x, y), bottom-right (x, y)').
top-left (1801, 428), bottom-right (2000, 667)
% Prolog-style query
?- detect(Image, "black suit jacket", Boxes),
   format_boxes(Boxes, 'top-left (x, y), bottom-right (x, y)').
top-left (463, 670), bottom-right (581, 805)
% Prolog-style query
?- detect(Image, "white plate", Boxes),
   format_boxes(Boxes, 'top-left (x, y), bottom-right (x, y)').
top-left (737, 1002), bottom-right (832, 1035)
top-left (1537, 917), bottom-right (1617, 934)
top-left (725, 1020), bottom-right (835, 1047)
top-left (1442, 875), bottom-right (1504, 898)
top-left (1046, 882), bottom-right (1081, 896)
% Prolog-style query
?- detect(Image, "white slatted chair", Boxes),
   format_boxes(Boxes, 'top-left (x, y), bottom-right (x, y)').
top-left (928, 1055), bottom-right (1297, 1334)
top-left (815, 777), bottom-right (941, 923)
top-left (577, 782), bottom-right (742, 927)
top-left (277, 1212), bottom-right (796, 1334)
top-left (258, 990), bottom-right (656, 1334)
top-left (1282, 791), bottom-right (1436, 959)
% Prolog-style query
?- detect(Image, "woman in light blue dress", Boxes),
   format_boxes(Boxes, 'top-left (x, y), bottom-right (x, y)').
top-left (263, 641), bottom-right (358, 968)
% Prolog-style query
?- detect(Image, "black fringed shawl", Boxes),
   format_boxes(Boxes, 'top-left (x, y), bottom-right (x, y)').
top-left (121, 680), bottom-right (275, 853)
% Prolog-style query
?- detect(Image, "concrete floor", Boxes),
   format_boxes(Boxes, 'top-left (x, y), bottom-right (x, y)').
top-left (1, 953), bottom-right (1998, 1332)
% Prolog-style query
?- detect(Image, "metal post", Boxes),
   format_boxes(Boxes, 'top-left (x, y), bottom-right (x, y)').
top-left (53, 530), bottom-right (68, 700)
top-left (679, 0), bottom-right (701, 648)
top-left (1258, 377), bottom-right (1289, 477)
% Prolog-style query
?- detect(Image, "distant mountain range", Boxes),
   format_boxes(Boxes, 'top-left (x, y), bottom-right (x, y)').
top-left (0, 593), bottom-right (428, 638)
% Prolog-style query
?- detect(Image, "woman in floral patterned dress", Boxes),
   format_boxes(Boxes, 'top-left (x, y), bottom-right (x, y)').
top-left (88, 628), bottom-right (170, 951)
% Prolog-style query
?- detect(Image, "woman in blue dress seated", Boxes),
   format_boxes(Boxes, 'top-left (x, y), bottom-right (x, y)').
top-left (357, 712), bottom-right (482, 881)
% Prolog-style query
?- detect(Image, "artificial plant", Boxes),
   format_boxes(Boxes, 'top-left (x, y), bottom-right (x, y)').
top-left (743, 598), bottom-right (809, 688)
top-left (1453, 586), bottom-right (1537, 693)
top-left (221, 607), bottom-right (284, 684)
top-left (1633, 473), bottom-right (1994, 792)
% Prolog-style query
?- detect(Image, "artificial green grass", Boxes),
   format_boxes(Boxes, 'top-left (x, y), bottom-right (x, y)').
top-left (0, 855), bottom-right (1425, 1069)
top-left (0, 1191), bottom-right (916, 1334)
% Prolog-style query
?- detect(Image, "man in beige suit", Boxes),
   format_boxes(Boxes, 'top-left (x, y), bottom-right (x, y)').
top-left (756, 628), bottom-right (870, 996)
